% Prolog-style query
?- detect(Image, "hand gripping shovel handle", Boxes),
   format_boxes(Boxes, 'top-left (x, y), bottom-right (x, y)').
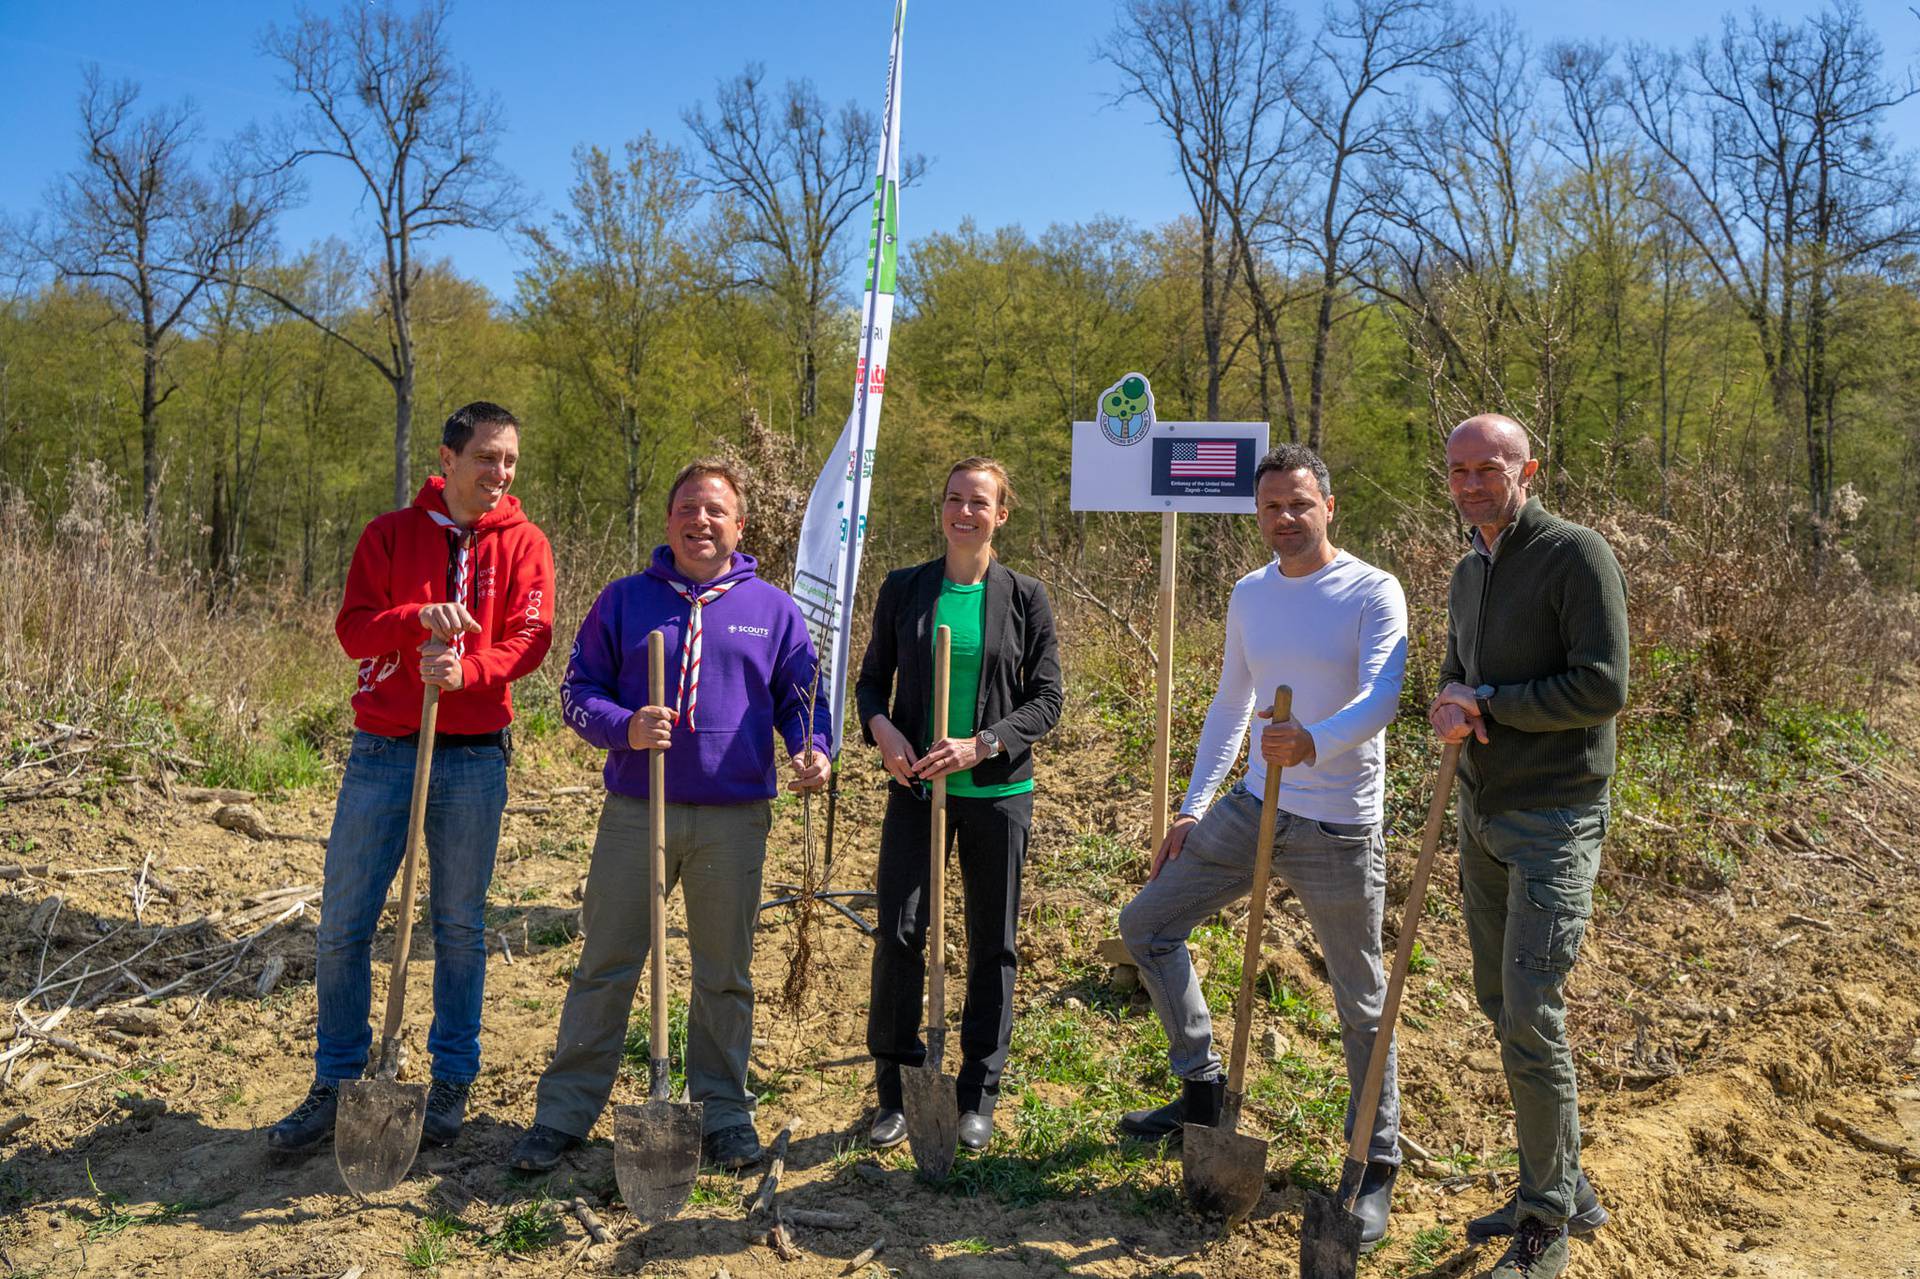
top-left (926, 624), bottom-right (952, 1065)
top-left (1222, 686), bottom-right (1292, 1109)
top-left (372, 682), bottom-right (439, 1078)
top-left (1339, 740), bottom-right (1461, 1207)
top-left (647, 629), bottom-right (672, 1102)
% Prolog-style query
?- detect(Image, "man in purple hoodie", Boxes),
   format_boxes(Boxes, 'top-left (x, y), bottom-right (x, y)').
top-left (508, 459), bottom-right (832, 1173)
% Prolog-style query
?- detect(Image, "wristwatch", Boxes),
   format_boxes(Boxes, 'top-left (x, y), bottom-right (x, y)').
top-left (1474, 683), bottom-right (1495, 720)
top-left (976, 728), bottom-right (1002, 758)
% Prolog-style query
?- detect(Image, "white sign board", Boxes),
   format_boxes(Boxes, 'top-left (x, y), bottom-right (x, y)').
top-left (1070, 419), bottom-right (1272, 513)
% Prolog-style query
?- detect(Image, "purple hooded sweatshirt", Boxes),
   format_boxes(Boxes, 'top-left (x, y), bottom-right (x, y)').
top-left (561, 547), bottom-right (832, 805)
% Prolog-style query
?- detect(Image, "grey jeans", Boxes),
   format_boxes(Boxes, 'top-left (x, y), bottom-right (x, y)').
top-left (1457, 788), bottom-right (1605, 1228)
top-left (1119, 783), bottom-right (1399, 1166)
top-left (532, 793), bottom-right (772, 1138)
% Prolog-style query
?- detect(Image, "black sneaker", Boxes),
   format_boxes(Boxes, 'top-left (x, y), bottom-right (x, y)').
top-left (703, 1123), bottom-right (764, 1171)
top-left (266, 1082), bottom-right (339, 1154)
top-left (423, 1079), bottom-right (471, 1147)
top-left (1467, 1172), bottom-right (1609, 1244)
top-left (507, 1122), bottom-right (582, 1173)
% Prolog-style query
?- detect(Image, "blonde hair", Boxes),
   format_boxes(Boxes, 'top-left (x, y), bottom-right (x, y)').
top-left (944, 456), bottom-right (1017, 512)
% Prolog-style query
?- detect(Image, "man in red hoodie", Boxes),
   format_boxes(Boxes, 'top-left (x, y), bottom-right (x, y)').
top-left (268, 401), bottom-right (555, 1155)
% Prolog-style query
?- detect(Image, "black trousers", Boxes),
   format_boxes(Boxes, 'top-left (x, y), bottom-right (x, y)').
top-left (867, 786), bottom-right (1032, 1116)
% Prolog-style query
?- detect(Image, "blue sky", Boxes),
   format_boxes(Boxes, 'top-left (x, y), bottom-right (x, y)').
top-left (3, 0), bottom-right (1917, 301)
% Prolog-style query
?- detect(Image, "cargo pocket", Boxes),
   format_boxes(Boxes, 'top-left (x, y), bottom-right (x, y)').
top-left (1515, 876), bottom-right (1592, 974)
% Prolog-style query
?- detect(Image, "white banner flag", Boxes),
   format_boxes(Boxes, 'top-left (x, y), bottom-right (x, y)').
top-left (792, 0), bottom-right (905, 753)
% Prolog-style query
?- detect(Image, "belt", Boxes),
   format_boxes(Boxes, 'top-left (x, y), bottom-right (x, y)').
top-left (389, 729), bottom-right (506, 751)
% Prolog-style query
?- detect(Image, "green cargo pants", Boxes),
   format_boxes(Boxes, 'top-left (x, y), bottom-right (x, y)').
top-left (1457, 789), bottom-right (1605, 1228)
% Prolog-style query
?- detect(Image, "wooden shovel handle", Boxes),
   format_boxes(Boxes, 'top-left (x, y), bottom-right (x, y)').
top-left (376, 682), bottom-right (439, 1049)
top-left (926, 625), bottom-right (952, 1062)
top-left (1342, 740), bottom-right (1462, 1190)
top-left (648, 630), bottom-right (671, 1099)
top-left (1225, 686), bottom-right (1291, 1097)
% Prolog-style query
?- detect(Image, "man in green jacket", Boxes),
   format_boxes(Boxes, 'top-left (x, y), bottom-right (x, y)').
top-left (1429, 414), bottom-right (1627, 1279)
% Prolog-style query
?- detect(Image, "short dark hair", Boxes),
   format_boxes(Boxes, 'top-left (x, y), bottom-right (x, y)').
top-left (665, 458), bottom-right (749, 518)
top-left (442, 401), bottom-right (520, 454)
top-left (1253, 443), bottom-right (1332, 499)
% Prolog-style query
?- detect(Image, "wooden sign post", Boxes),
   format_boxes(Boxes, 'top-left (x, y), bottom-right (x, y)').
top-left (1151, 511), bottom-right (1178, 854)
top-left (1069, 373), bottom-right (1268, 854)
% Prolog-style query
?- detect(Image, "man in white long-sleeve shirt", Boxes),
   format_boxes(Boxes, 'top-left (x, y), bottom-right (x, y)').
top-left (1117, 443), bottom-right (1408, 1246)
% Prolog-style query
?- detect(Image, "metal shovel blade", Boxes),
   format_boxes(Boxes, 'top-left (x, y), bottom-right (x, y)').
top-left (613, 1098), bottom-right (704, 1224)
top-left (334, 1077), bottom-right (427, 1198)
top-left (1181, 1116), bottom-right (1267, 1221)
top-left (1299, 1159), bottom-right (1369, 1278)
top-left (900, 1063), bottom-right (959, 1182)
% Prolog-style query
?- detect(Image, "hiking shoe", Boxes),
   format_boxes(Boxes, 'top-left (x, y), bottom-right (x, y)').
top-left (869, 1109), bottom-right (907, 1149)
top-left (266, 1082), bottom-right (338, 1154)
top-left (422, 1079), bottom-right (471, 1147)
top-left (1467, 1172), bottom-right (1609, 1244)
top-left (1490, 1219), bottom-right (1570, 1279)
top-left (1118, 1078), bottom-right (1224, 1141)
top-left (507, 1122), bottom-right (581, 1173)
top-left (703, 1123), bottom-right (764, 1171)
top-left (1353, 1161), bottom-right (1398, 1252)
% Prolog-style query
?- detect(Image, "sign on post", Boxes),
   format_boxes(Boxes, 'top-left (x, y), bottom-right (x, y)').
top-left (1068, 373), bottom-right (1270, 855)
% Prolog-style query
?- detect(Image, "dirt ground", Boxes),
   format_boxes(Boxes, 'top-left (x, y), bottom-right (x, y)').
top-left (2, 716), bottom-right (1918, 1278)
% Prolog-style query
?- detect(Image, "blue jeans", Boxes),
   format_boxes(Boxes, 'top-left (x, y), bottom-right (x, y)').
top-left (313, 730), bottom-right (507, 1086)
top-left (1119, 783), bottom-right (1399, 1166)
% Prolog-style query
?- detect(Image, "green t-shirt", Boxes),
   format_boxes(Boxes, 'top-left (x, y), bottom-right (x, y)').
top-left (933, 578), bottom-right (1032, 799)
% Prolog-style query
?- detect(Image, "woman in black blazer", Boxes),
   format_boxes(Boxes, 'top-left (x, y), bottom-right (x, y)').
top-left (855, 457), bottom-right (1063, 1152)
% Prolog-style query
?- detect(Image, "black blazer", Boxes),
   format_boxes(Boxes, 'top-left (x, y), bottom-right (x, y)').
top-left (854, 557), bottom-right (1063, 790)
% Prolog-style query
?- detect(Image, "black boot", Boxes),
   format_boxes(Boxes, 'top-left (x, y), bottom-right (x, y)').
top-left (1352, 1161), bottom-right (1398, 1251)
top-left (266, 1082), bottom-right (338, 1154)
top-left (1181, 1077), bottom-right (1225, 1126)
top-left (1118, 1077), bottom-right (1225, 1141)
top-left (422, 1079), bottom-right (471, 1147)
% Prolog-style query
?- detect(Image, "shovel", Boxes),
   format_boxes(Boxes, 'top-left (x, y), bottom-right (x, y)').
top-left (902, 623), bottom-right (959, 1181)
top-left (1183, 685), bottom-right (1292, 1220)
top-left (335, 683), bottom-right (439, 1198)
top-left (1300, 740), bottom-right (1462, 1278)
top-left (614, 629), bottom-right (704, 1222)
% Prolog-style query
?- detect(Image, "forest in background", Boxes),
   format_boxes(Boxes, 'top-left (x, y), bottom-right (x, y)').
top-left (0, 0), bottom-right (1916, 741)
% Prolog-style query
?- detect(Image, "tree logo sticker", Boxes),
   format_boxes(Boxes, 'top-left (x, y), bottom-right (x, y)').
top-left (1097, 372), bottom-right (1155, 446)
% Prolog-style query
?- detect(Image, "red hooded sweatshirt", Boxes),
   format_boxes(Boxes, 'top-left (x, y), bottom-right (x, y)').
top-left (335, 477), bottom-right (556, 737)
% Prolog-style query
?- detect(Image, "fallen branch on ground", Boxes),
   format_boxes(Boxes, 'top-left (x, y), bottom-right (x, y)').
top-left (1815, 1111), bottom-right (1920, 1176)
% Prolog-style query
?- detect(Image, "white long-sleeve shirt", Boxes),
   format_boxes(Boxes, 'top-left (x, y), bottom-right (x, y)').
top-left (1181, 550), bottom-right (1409, 826)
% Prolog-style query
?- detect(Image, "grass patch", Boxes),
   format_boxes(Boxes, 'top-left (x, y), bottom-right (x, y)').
top-left (687, 1176), bottom-right (735, 1208)
top-left (75, 1163), bottom-right (200, 1241)
top-left (405, 1211), bottom-right (468, 1271)
top-left (529, 920), bottom-right (574, 948)
top-left (621, 992), bottom-right (691, 1095)
top-left (951, 1236), bottom-right (991, 1254)
top-left (1033, 830), bottom-right (1141, 904)
top-left (481, 1197), bottom-right (559, 1255)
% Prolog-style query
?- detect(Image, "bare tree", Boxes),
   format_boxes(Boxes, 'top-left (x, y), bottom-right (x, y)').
top-left (1099, 0), bottom-right (1301, 425)
top-left (1289, 0), bottom-right (1465, 450)
top-left (520, 134), bottom-right (699, 567)
top-left (27, 66), bottom-right (277, 558)
top-left (1623, 1), bottom-right (1920, 523)
top-left (252, 0), bottom-right (528, 511)
top-left (685, 66), bottom-right (923, 423)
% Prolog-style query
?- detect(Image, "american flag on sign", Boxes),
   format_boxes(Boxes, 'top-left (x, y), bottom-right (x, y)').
top-left (1168, 440), bottom-right (1240, 477)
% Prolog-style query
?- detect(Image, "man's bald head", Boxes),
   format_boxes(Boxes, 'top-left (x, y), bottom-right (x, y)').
top-left (1445, 413), bottom-right (1539, 538)
top-left (1448, 414), bottom-right (1532, 466)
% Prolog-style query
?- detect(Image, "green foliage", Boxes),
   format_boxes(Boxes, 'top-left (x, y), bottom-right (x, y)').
top-left (480, 1198), bottom-right (560, 1256)
top-left (622, 992), bottom-right (692, 1094)
top-left (75, 1163), bottom-right (200, 1241)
